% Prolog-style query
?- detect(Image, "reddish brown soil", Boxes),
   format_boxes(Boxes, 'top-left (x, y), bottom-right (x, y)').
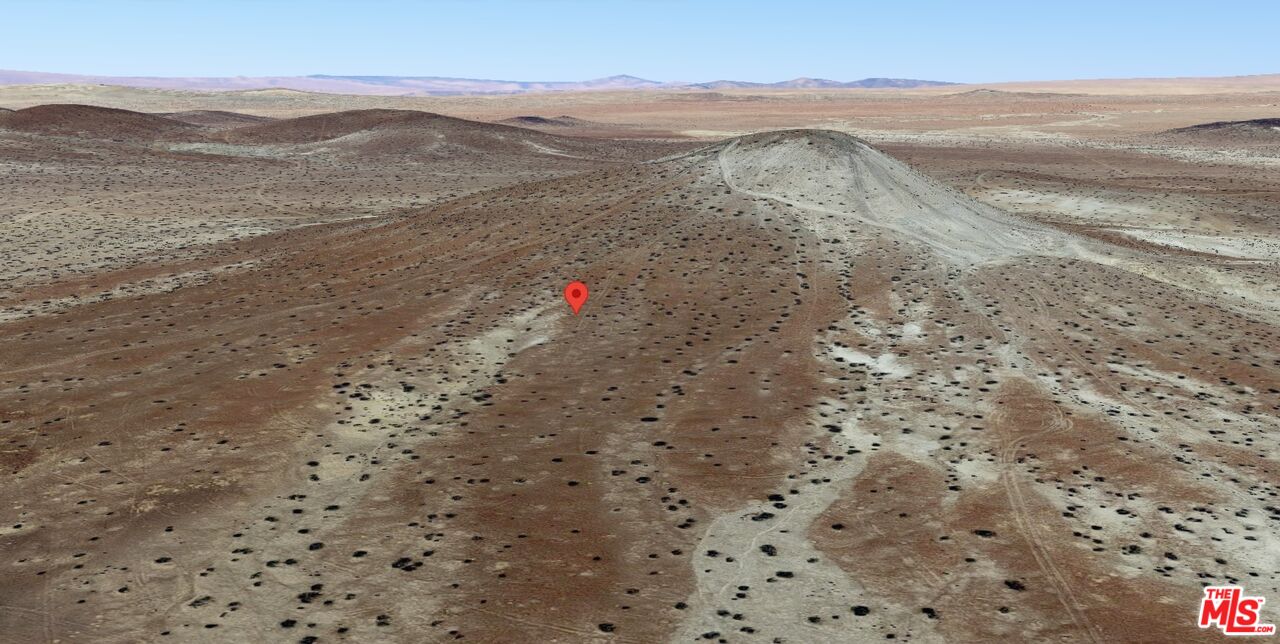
top-left (1, 94), bottom-right (1277, 643)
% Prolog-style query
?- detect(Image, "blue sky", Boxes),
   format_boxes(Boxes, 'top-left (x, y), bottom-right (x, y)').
top-left (3, 0), bottom-right (1276, 83)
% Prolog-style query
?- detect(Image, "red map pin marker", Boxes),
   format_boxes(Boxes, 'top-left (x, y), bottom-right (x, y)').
top-left (564, 280), bottom-right (589, 315)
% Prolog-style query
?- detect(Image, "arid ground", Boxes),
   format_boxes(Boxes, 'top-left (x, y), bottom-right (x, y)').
top-left (2, 82), bottom-right (1278, 643)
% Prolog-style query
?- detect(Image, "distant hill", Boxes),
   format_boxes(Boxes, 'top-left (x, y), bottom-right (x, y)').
top-left (158, 110), bottom-right (275, 128)
top-left (210, 108), bottom-right (677, 161)
top-left (498, 115), bottom-right (596, 128)
top-left (686, 77), bottom-right (956, 90)
top-left (1167, 118), bottom-right (1280, 134)
top-left (0, 103), bottom-right (199, 140)
top-left (0, 103), bottom-right (686, 163)
top-left (1161, 118), bottom-right (1280, 145)
top-left (943, 88), bottom-right (1087, 99)
top-left (306, 73), bottom-right (668, 94)
top-left (0, 69), bottom-right (952, 95)
top-left (217, 109), bottom-right (469, 144)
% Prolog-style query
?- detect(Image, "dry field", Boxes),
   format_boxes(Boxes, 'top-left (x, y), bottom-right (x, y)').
top-left (1, 82), bottom-right (1278, 643)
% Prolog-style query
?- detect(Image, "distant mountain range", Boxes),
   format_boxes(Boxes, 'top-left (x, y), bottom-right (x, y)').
top-left (0, 70), bottom-right (955, 95)
top-left (683, 77), bottom-right (955, 89)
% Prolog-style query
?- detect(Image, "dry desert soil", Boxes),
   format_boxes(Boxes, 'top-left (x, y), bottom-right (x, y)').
top-left (1, 83), bottom-right (1279, 643)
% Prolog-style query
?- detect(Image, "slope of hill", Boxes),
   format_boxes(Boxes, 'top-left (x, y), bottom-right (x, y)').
top-left (157, 109), bottom-right (275, 128)
top-left (1161, 117), bottom-right (1280, 145)
top-left (713, 129), bottom-right (1079, 262)
top-left (216, 108), bottom-right (463, 144)
top-left (0, 103), bottom-right (199, 139)
top-left (214, 108), bottom-right (680, 161)
top-left (498, 114), bottom-right (595, 127)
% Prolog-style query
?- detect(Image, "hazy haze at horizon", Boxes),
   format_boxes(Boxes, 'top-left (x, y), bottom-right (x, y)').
top-left (2, 0), bottom-right (1277, 83)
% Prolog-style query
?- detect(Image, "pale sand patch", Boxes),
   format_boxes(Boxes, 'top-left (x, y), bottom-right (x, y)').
top-left (828, 346), bottom-right (913, 379)
top-left (1115, 228), bottom-right (1280, 261)
top-left (670, 400), bottom-right (881, 643)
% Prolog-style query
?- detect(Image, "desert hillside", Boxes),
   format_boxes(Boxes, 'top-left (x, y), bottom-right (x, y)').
top-left (2, 99), bottom-right (1278, 642)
